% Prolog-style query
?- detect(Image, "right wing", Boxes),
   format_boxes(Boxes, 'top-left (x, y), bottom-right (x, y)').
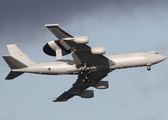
top-left (45, 24), bottom-right (115, 66)
top-left (44, 24), bottom-right (91, 58)
top-left (45, 24), bottom-right (73, 40)
top-left (45, 24), bottom-right (91, 51)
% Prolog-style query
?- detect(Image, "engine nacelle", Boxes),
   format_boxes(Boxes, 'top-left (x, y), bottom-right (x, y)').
top-left (94, 81), bottom-right (109, 89)
top-left (63, 36), bottom-right (89, 44)
top-left (79, 90), bottom-right (94, 98)
top-left (74, 36), bottom-right (89, 44)
top-left (91, 47), bottom-right (105, 55)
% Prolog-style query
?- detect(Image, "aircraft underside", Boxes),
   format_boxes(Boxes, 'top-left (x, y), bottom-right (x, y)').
top-left (2, 24), bottom-right (166, 102)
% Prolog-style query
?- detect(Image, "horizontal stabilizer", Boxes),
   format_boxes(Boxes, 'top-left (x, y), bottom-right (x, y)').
top-left (2, 56), bottom-right (27, 69)
top-left (5, 71), bottom-right (23, 80)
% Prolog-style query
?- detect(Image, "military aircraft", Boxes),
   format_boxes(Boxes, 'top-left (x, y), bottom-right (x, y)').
top-left (3, 24), bottom-right (166, 102)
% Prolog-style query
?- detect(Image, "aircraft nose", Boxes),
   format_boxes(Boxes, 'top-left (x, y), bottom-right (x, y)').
top-left (157, 54), bottom-right (166, 62)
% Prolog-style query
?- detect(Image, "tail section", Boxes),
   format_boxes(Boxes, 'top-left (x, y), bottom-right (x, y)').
top-left (3, 56), bottom-right (27, 69)
top-left (2, 56), bottom-right (27, 80)
top-left (5, 71), bottom-right (24, 80)
top-left (7, 44), bottom-right (35, 66)
top-left (3, 44), bottom-right (35, 80)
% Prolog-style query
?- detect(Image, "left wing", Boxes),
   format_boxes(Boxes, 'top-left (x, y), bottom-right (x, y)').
top-left (53, 49), bottom-right (111, 102)
top-left (53, 70), bottom-right (108, 102)
top-left (53, 48), bottom-right (112, 102)
top-left (45, 24), bottom-right (113, 102)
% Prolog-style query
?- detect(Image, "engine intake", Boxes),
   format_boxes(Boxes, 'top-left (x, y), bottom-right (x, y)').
top-left (94, 81), bottom-right (109, 89)
top-left (79, 90), bottom-right (94, 98)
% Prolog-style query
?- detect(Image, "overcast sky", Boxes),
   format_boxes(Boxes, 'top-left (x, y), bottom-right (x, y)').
top-left (1, 0), bottom-right (168, 120)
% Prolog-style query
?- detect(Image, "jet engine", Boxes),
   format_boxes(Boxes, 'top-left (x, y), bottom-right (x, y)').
top-left (91, 47), bottom-right (105, 54)
top-left (63, 36), bottom-right (89, 44)
top-left (79, 90), bottom-right (94, 98)
top-left (94, 81), bottom-right (109, 89)
top-left (43, 36), bottom-right (89, 57)
top-left (43, 40), bottom-right (71, 56)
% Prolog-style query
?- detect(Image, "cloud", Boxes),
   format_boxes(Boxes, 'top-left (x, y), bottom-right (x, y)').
top-left (1, 0), bottom-right (168, 25)
top-left (1, 1), bottom-right (168, 120)
top-left (0, 0), bottom-right (168, 46)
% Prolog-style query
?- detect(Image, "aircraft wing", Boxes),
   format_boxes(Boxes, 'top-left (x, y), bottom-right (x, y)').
top-left (45, 24), bottom-right (73, 40)
top-left (53, 70), bottom-right (108, 102)
top-left (45, 24), bottom-right (115, 66)
top-left (46, 24), bottom-right (114, 102)
top-left (53, 48), bottom-right (112, 102)
top-left (45, 24), bottom-right (91, 52)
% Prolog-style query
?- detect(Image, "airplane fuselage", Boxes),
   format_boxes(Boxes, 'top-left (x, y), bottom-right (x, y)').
top-left (3, 24), bottom-right (167, 102)
top-left (108, 51), bottom-right (165, 69)
top-left (14, 51), bottom-right (166, 75)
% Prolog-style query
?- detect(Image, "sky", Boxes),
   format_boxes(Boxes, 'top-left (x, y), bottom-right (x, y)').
top-left (0, 0), bottom-right (168, 120)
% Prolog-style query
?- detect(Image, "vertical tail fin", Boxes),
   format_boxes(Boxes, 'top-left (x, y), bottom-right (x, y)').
top-left (3, 44), bottom-right (35, 80)
top-left (7, 44), bottom-right (36, 66)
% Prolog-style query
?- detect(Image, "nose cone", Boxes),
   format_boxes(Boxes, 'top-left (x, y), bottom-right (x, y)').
top-left (157, 54), bottom-right (166, 62)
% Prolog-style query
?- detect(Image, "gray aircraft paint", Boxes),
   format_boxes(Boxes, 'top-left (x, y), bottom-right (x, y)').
top-left (2, 24), bottom-right (166, 102)
top-left (11, 51), bottom-right (166, 75)
top-left (107, 52), bottom-right (166, 69)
